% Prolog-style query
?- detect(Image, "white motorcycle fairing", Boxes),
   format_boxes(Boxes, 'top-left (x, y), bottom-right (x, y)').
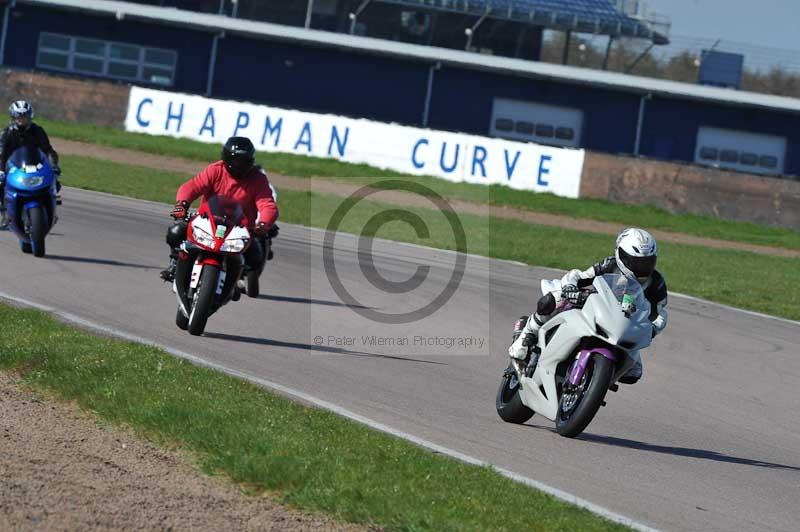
top-left (517, 274), bottom-right (653, 421)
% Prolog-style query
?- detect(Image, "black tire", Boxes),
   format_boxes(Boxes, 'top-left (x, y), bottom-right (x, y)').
top-left (555, 354), bottom-right (613, 438)
top-left (245, 270), bottom-right (259, 298)
top-left (29, 206), bottom-right (47, 257)
top-left (175, 307), bottom-right (189, 331)
top-left (496, 364), bottom-right (535, 424)
top-left (187, 265), bottom-right (219, 336)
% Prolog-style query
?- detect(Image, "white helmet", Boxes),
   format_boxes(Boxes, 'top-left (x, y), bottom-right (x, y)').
top-left (615, 227), bottom-right (657, 281)
top-left (9, 100), bottom-right (33, 119)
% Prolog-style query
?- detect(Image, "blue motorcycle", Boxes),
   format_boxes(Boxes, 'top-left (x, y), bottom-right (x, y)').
top-left (3, 145), bottom-right (58, 257)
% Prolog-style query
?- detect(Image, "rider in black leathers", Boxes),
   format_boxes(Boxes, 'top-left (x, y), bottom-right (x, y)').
top-left (0, 100), bottom-right (61, 228)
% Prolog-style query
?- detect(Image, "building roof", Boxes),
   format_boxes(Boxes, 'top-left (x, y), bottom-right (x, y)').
top-left (18, 0), bottom-right (800, 115)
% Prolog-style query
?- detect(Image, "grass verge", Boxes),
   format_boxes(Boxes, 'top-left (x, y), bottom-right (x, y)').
top-left (44, 118), bottom-right (800, 251)
top-left (62, 154), bottom-right (800, 320)
top-left (0, 302), bottom-right (629, 531)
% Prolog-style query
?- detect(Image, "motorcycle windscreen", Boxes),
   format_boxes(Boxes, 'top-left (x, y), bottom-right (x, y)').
top-left (6, 145), bottom-right (45, 172)
top-left (601, 273), bottom-right (648, 320)
top-left (205, 195), bottom-right (248, 228)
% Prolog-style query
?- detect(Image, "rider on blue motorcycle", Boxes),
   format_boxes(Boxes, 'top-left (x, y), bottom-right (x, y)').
top-left (508, 228), bottom-right (669, 384)
top-left (0, 101), bottom-right (61, 228)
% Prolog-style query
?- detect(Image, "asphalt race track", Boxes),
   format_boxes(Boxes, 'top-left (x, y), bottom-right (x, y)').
top-left (1, 188), bottom-right (798, 531)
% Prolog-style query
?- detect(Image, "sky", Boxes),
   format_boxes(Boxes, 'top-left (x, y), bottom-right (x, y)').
top-left (647, 0), bottom-right (800, 52)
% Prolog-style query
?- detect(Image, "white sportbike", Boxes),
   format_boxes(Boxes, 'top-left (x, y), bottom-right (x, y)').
top-left (496, 273), bottom-right (654, 438)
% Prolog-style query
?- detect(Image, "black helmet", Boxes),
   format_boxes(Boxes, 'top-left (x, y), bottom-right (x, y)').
top-left (221, 136), bottom-right (255, 178)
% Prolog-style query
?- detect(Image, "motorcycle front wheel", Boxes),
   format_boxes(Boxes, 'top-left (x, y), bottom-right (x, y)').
top-left (555, 354), bottom-right (613, 438)
top-left (29, 206), bottom-right (47, 257)
top-left (496, 364), bottom-right (534, 424)
top-left (188, 265), bottom-right (219, 336)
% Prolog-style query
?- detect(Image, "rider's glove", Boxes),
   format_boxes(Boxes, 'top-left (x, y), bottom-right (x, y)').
top-left (562, 284), bottom-right (583, 306)
top-left (51, 165), bottom-right (62, 176)
top-left (253, 222), bottom-right (269, 237)
top-left (170, 200), bottom-right (190, 220)
top-left (267, 224), bottom-right (279, 238)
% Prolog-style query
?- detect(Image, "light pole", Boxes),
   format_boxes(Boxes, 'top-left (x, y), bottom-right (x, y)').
top-left (464, 9), bottom-right (489, 51)
top-left (349, 0), bottom-right (373, 35)
top-left (305, 0), bottom-right (315, 28)
top-left (0, 0), bottom-right (16, 67)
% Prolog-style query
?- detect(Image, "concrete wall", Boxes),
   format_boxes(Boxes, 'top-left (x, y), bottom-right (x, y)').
top-left (0, 69), bottom-right (128, 127)
top-left (582, 152), bottom-right (800, 229)
top-left (2, 69), bottom-right (797, 230)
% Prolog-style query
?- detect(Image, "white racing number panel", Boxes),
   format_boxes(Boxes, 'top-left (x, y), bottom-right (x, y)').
top-left (190, 262), bottom-right (202, 288)
top-left (216, 271), bottom-right (227, 295)
top-left (189, 263), bottom-right (227, 295)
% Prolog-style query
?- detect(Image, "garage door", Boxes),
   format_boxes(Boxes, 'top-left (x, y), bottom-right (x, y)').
top-left (490, 98), bottom-right (583, 149)
top-left (695, 126), bottom-right (786, 176)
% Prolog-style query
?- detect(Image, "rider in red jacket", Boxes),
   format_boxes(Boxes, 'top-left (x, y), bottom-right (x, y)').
top-left (160, 136), bottom-right (278, 285)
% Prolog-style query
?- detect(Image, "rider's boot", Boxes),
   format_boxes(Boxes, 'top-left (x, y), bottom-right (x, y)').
top-left (0, 207), bottom-right (8, 230)
top-left (619, 359), bottom-right (643, 384)
top-left (508, 314), bottom-right (545, 373)
top-left (159, 249), bottom-right (179, 282)
top-left (266, 226), bottom-right (278, 260)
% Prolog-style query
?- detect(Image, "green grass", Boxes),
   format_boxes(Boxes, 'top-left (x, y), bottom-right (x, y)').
top-left (0, 303), bottom-right (629, 531)
top-left (61, 154), bottom-right (800, 320)
top-left (44, 118), bottom-right (800, 251)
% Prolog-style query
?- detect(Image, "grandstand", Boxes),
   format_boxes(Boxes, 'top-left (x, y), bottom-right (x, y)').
top-left (373, 1), bottom-right (669, 43)
top-left (126, 1), bottom-right (669, 60)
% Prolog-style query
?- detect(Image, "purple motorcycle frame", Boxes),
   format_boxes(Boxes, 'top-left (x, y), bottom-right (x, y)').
top-left (567, 348), bottom-right (620, 386)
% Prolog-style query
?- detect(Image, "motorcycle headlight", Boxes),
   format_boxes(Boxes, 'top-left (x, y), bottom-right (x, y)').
top-left (21, 175), bottom-right (43, 187)
top-left (221, 237), bottom-right (248, 253)
top-left (192, 226), bottom-right (215, 248)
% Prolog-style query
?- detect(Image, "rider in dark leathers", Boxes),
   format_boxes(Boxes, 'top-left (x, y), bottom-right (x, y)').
top-left (0, 100), bottom-right (61, 228)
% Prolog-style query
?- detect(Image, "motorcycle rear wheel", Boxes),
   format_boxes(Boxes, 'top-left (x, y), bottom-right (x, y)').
top-left (246, 270), bottom-right (259, 298)
top-left (176, 308), bottom-right (189, 331)
top-left (555, 354), bottom-right (613, 438)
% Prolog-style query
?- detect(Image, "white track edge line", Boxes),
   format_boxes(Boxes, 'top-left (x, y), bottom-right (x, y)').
top-left (0, 290), bottom-right (659, 532)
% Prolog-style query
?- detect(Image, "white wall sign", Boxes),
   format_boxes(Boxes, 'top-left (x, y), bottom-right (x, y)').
top-left (125, 86), bottom-right (586, 198)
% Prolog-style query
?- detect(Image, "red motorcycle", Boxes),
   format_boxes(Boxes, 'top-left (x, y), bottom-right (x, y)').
top-left (172, 195), bottom-right (252, 335)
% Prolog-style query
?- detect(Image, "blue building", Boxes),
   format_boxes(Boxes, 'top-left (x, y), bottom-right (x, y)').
top-left (1, 0), bottom-right (798, 176)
